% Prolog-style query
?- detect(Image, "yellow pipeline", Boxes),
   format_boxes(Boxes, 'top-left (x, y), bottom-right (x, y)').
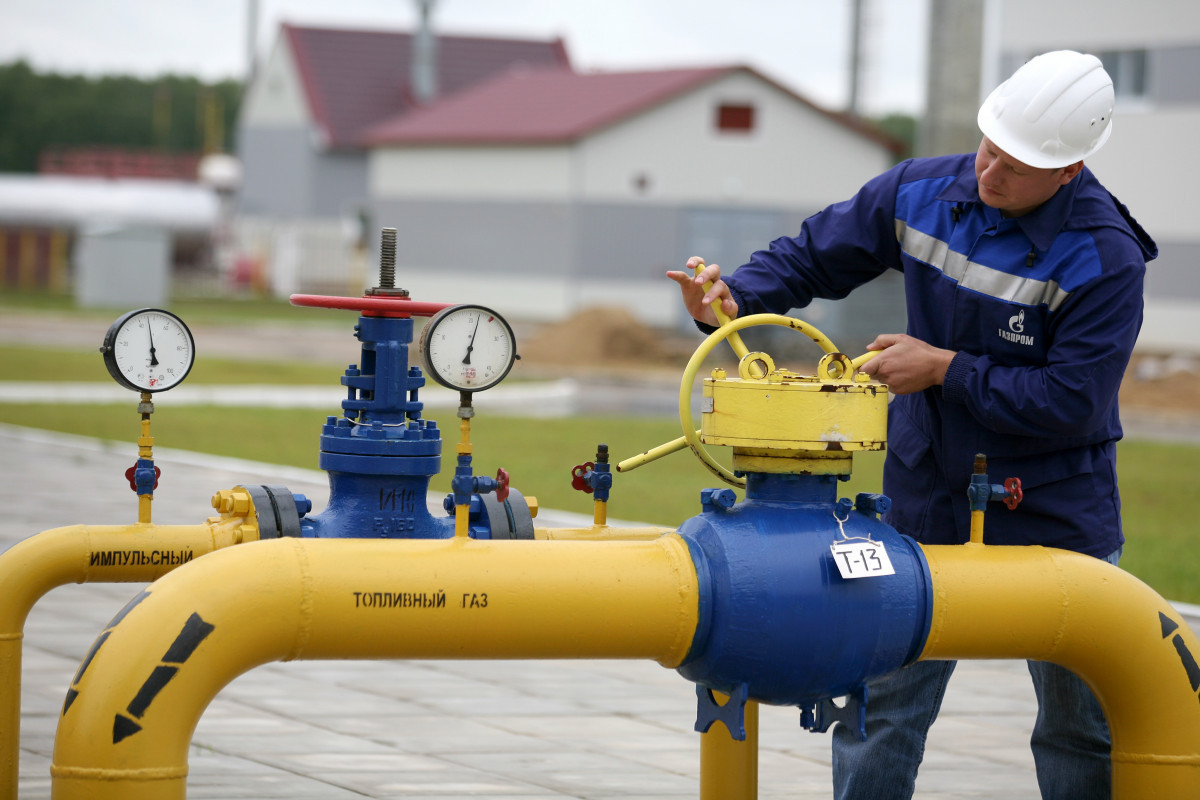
top-left (533, 525), bottom-right (673, 541)
top-left (51, 534), bottom-right (700, 799)
top-left (0, 510), bottom-right (257, 799)
top-left (922, 542), bottom-right (1200, 796)
top-left (137, 404), bottom-right (155, 524)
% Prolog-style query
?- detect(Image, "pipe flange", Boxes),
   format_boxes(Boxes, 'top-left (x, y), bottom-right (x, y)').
top-left (480, 488), bottom-right (535, 539)
top-left (239, 485), bottom-right (303, 539)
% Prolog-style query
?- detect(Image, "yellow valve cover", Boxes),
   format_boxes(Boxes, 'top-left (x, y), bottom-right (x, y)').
top-left (701, 375), bottom-right (888, 453)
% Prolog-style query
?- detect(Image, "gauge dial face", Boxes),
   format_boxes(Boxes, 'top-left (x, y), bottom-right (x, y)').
top-left (102, 308), bottom-right (196, 393)
top-left (420, 305), bottom-right (516, 392)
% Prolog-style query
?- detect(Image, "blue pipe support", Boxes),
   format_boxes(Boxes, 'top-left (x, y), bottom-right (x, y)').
top-left (677, 472), bottom-right (932, 723)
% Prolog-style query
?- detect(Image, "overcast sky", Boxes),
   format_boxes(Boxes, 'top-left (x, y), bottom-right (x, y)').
top-left (0, 0), bottom-right (929, 116)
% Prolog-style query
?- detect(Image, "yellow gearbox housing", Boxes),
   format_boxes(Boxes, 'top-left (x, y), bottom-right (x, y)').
top-left (701, 351), bottom-right (887, 476)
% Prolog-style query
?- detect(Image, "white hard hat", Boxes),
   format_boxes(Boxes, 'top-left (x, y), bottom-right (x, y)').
top-left (977, 50), bottom-right (1114, 169)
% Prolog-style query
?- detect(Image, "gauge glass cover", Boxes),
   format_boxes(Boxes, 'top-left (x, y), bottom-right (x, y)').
top-left (421, 305), bottom-right (516, 391)
top-left (102, 308), bottom-right (196, 392)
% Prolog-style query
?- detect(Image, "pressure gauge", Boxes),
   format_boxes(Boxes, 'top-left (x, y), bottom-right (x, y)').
top-left (100, 308), bottom-right (196, 393)
top-left (420, 304), bottom-right (516, 392)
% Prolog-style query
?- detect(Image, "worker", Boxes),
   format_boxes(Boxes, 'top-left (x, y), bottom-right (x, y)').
top-left (669, 50), bottom-right (1156, 799)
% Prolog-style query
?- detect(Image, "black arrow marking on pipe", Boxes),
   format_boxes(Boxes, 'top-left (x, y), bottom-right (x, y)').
top-left (62, 591), bottom-right (153, 717)
top-left (112, 612), bottom-right (215, 744)
top-left (61, 631), bottom-right (110, 715)
top-left (1171, 634), bottom-right (1200, 692)
top-left (106, 590), bottom-right (152, 629)
top-left (1159, 611), bottom-right (1200, 695)
top-left (126, 665), bottom-right (180, 718)
top-left (112, 714), bottom-right (143, 743)
top-left (161, 612), bottom-right (216, 662)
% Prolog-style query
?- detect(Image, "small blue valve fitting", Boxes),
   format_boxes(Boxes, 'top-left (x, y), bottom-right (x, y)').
top-left (967, 454), bottom-right (1023, 511)
top-left (131, 458), bottom-right (159, 496)
top-left (586, 444), bottom-right (612, 502)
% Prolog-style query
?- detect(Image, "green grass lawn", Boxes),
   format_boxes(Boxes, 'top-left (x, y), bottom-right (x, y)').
top-left (0, 289), bottom-right (334, 326)
top-left (0, 344), bottom-right (339, 386)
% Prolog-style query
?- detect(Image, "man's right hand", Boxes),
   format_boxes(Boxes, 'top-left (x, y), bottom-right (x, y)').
top-left (666, 256), bottom-right (739, 327)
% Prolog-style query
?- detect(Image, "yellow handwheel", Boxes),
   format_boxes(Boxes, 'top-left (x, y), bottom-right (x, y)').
top-left (617, 261), bottom-right (881, 482)
top-left (679, 313), bottom-right (844, 487)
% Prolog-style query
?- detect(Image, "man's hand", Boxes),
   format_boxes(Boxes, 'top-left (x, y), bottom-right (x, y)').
top-left (666, 256), bottom-right (739, 327)
top-left (859, 333), bottom-right (955, 395)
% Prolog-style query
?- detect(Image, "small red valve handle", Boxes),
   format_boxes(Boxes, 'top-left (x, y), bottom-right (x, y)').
top-left (125, 464), bottom-right (161, 492)
top-left (495, 467), bottom-right (510, 503)
top-left (1003, 477), bottom-right (1023, 510)
top-left (571, 462), bottom-right (595, 494)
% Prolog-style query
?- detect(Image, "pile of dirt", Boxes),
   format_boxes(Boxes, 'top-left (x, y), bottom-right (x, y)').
top-left (518, 307), bottom-right (696, 374)
top-left (518, 310), bottom-right (1200, 418)
top-left (1120, 353), bottom-right (1200, 416)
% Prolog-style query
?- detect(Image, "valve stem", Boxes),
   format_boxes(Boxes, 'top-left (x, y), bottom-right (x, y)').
top-left (379, 226), bottom-right (396, 289)
top-left (367, 226), bottom-right (410, 297)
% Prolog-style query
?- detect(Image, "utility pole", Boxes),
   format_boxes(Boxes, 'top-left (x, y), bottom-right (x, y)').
top-left (412, 0), bottom-right (439, 105)
top-left (918, 0), bottom-right (986, 156)
top-left (246, 0), bottom-right (259, 82)
top-left (847, 0), bottom-right (864, 117)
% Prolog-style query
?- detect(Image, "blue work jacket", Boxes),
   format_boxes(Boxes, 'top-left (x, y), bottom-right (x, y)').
top-left (720, 153), bottom-right (1157, 557)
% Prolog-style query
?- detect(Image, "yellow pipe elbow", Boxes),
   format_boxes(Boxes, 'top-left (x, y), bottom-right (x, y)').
top-left (51, 535), bottom-right (701, 799)
top-left (0, 516), bottom-right (254, 799)
top-left (921, 543), bottom-right (1200, 795)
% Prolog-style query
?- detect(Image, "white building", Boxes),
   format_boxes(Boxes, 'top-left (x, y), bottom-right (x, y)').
top-left (365, 65), bottom-right (902, 335)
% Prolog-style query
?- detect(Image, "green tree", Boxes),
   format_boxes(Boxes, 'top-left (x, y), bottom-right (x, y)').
top-left (0, 60), bottom-right (241, 173)
top-left (872, 112), bottom-right (916, 163)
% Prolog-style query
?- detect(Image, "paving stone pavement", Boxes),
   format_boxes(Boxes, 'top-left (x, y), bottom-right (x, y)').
top-left (4, 424), bottom-right (1196, 799)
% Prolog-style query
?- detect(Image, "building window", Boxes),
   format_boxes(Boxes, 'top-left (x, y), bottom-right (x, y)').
top-left (1098, 50), bottom-right (1148, 99)
top-left (717, 104), bottom-right (756, 133)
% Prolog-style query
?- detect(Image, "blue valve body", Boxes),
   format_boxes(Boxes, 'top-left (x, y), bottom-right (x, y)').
top-left (677, 472), bottom-right (933, 707)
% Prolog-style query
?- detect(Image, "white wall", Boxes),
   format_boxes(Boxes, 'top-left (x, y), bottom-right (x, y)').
top-left (1087, 107), bottom-right (1200, 241)
top-left (576, 70), bottom-right (894, 208)
top-left (379, 271), bottom-right (682, 326)
top-left (239, 32), bottom-right (310, 128)
top-left (996, 0), bottom-right (1200, 50)
top-left (370, 146), bottom-right (574, 199)
top-left (369, 69), bottom-right (896, 209)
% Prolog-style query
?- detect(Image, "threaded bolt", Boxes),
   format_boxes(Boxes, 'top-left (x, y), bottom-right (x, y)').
top-left (379, 227), bottom-right (397, 289)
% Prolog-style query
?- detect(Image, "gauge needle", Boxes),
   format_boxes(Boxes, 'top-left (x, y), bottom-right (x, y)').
top-left (463, 319), bottom-right (480, 365)
top-left (147, 325), bottom-right (159, 366)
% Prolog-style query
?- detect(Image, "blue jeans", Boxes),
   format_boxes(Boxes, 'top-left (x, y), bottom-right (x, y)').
top-left (831, 547), bottom-right (1121, 800)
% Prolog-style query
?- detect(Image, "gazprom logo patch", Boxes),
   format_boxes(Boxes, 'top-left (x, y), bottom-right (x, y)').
top-left (999, 310), bottom-right (1035, 346)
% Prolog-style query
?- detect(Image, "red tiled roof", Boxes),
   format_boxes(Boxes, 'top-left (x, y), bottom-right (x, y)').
top-left (363, 66), bottom-right (734, 145)
top-left (283, 24), bottom-right (571, 149)
top-left (362, 65), bottom-right (905, 154)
